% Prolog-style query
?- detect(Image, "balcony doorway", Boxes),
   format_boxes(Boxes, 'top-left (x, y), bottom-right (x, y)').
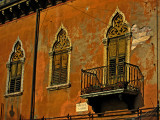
top-left (106, 11), bottom-right (131, 86)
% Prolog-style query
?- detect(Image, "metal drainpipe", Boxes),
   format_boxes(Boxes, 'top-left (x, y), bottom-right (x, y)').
top-left (156, 0), bottom-right (159, 104)
top-left (30, 8), bottom-right (40, 120)
top-left (156, 0), bottom-right (159, 119)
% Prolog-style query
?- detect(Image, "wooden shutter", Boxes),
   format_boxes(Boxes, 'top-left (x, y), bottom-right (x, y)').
top-left (52, 54), bottom-right (61, 84)
top-left (52, 52), bottom-right (68, 84)
top-left (15, 62), bottom-right (22, 92)
top-left (108, 37), bottom-right (126, 83)
top-left (60, 53), bottom-right (68, 84)
top-left (109, 39), bottom-right (117, 77)
top-left (118, 37), bottom-right (126, 75)
top-left (9, 61), bottom-right (22, 93)
top-left (118, 56), bottom-right (125, 75)
top-left (109, 58), bottom-right (116, 76)
top-left (9, 63), bottom-right (16, 93)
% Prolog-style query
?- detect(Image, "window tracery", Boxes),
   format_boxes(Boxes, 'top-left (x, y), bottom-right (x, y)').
top-left (105, 10), bottom-right (130, 84)
top-left (107, 13), bottom-right (128, 38)
top-left (48, 27), bottom-right (71, 90)
top-left (6, 38), bottom-right (25, 96)
top-left (11, 41), bottom-right (24, 62)
top-left (54, 29), bottom-right (70, 51)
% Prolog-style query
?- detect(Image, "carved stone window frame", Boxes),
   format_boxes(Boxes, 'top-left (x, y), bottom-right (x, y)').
top-left (103, 8), bottom-right (131, 67)
top-left (47, 25), bottom-right (72, 91)
top-left (5, 37), bottom-right (25, 97)
top-left (102, 8), bottom-right (131, 85)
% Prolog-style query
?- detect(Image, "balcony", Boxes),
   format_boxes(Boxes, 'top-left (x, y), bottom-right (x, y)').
top-left (80, 62), bottom-right (144, 112)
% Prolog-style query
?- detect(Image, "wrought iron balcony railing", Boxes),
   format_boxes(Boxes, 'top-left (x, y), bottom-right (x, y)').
top-left (81, 62), bottom-right (144, 97)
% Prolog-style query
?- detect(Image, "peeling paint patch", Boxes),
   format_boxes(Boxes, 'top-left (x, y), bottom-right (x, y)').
top-left (131, 24), bottom-right (152, 50)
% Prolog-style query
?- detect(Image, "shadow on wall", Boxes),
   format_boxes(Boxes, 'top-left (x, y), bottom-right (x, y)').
top-left (88, 92), bottom-right (144, 113)
top-left (1, 103), bottom-right (4, 120)
top-left (134, 92), bottom-right (144, 109)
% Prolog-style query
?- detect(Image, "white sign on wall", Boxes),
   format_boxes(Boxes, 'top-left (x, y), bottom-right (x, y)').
top-left (76, 102), bottom-right (88, 112)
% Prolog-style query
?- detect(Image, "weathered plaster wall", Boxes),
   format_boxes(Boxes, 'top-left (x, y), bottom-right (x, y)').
top-left (0, 14), bottom-right (36, 119)
top-left (0, 0), bottom-right (160, 119)
top-left (129, 0), bottom-right (160, 109)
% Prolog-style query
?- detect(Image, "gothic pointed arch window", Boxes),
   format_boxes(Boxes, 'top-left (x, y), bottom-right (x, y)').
top-left (48, 27), bottom-right (71, 90)
top-left (6, 38), bottom-right (25, 96)
top-left (104, 10), bottom-right (131, 85)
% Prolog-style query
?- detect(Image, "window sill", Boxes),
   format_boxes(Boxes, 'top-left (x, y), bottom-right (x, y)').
top-left (4, 91), bottom-right (23, 98)
top-left (46, 83), bottom-right (71, 91)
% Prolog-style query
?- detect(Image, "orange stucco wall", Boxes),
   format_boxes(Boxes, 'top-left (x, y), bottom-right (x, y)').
top-left (0, 0), bottom-right (160, 119)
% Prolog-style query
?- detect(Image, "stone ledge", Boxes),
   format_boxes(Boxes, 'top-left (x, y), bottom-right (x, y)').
top-left (80, 89), bottom-right (125, 99)
top-left (80, 88), bottom-right (139, 99)
top-left (46, 83), bottom-right (71, 91)
top-left (4, 91), bottom-right (23, 98)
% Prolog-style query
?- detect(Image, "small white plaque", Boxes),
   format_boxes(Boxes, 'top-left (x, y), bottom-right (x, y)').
top-left (76, 102), bottom-right (88, 112)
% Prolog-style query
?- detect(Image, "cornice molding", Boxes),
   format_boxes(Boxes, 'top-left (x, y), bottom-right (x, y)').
top-left (0, 0), bottom-right (68, 24)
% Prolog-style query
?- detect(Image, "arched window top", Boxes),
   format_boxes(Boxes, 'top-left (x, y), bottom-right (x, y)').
top-left (10, 41), bottom-right (24, 62)
top-left (48, 27), bottom-right (71, 88)
top-left (5, 37), bottom-right (25, 96)
top-left (53, 29), bottom-right (70, 52)
top-left (107, 12), bottom-right (129, 39)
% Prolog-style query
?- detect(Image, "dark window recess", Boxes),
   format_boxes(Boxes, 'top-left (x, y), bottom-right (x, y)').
top-left (109, 59), bottom-right (116, 76)
top-left (109, 56), bottom-right (125, 77)
top-left (52, 52), bottom-right (68, 85)
top-left (118, 56), bottom-right (125, 75)
top-left (8, 61), bottom-right (22, 93)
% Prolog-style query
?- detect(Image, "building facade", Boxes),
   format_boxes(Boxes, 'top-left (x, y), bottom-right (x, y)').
top-left (0, 0), bottom-right (160, 119)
